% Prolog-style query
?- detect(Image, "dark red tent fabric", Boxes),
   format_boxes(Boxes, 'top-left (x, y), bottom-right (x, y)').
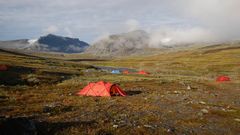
top-left (77, 81), bottom-right (127, 97)
top-left (216, 76), bottom-right (230, 82)
top-left (123, 70), bottom-right (130, 74)
top-left (137, 70), bottom-right (149, 75)
top-left (0, 65), bottom-right (8, 71)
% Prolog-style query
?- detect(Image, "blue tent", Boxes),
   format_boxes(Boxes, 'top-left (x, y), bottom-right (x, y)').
top-left (111, 70), bottom-right (120, 74)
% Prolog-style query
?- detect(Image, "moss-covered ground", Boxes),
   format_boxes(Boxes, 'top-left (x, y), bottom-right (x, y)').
top-left (0, 44), bottom-right (240, 134)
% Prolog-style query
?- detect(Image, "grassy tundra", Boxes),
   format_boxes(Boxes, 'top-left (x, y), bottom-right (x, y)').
top-left (0, 44), bottom-right (240, 134)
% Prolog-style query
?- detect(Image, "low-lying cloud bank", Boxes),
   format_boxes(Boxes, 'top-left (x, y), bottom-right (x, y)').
top-left (148, 26), bottom-right (216, 47)
top-left (94, 0), bottom-right (240, 47)
top-left (181, 0), bottom-right (240, 41)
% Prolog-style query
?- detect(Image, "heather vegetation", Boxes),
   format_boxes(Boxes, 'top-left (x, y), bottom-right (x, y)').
top-left (0, 44), bottom-right (240, 134)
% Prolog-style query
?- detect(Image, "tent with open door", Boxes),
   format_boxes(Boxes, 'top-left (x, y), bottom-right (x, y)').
top-left (123, 70), bottom-right (130, 74)
top-left (216, 76), bottom-right (230, 82)
top-left (137, 70), bottom-right (149, 75)
top-left (77, 81), bottom-right (126, 97)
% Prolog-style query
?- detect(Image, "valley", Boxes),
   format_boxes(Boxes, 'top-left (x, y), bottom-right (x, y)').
top-left (0, 43), bottom-right (240, 134)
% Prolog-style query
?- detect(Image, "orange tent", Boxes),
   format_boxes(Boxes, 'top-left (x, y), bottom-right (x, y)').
top-left (0, 65), bottom-right (8, 71)
top-left (77, 81), bottom-right (126, 97)
top-left (123, 70), bottom-right (130, 74)
top-left (137, 70), bottom-right (149, 75)
top-left (216, 76), bottom-right (230, 82)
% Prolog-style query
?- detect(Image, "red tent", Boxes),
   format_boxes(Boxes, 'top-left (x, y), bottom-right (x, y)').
top-left (216, 76), bottom-right (230, 82)
top-left (137, 70), bottom-right (149, 75)
top-left (123, 70), bottom-right (130, 74)
top-left (77, 81), bottom-right (126, 97)
top-left (0, 65), bottom-right (8, 71)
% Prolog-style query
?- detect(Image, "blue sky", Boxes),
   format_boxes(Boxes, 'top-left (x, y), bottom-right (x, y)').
top-left (1, 0), bottom-right (240, 44)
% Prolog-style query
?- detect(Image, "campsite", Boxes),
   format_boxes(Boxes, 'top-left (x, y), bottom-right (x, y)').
top-left (0, 44), bottom-right (240, 135)
top-left (1, 1), bottom-right (240, 134)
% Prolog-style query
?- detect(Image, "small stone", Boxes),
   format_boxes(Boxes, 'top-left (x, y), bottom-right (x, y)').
top-left (118, 120), bottom-right (124, 123)
top-left (167, 127), bottom-right (176, 133)
top-left (187, 85), bottom-right (191, 90)
top-left (234, 118), bottom-right (240, 122)
top-left (113, 125), bottom-right (118, 128)
top-left (197, 112), bottom-right (203, 116)
top-left (27, 77), bottom-right (40, 84)
top-left (168, 110), bottom-right (173, 113)
top-left (173, 91), bottom-right (180, 94)
top-left (201, 109), bottom-right (209, 114)
top-left (144, 125), bottom-right (153, 128)
top-left (187, 101), bottom-right (193, 104)
top-left (199, 101), bottom-right (206, 105)
top-left (227, 109), bottom-right (237, 112)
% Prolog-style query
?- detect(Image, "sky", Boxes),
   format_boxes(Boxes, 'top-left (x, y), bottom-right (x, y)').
top-left (0, 0), bottom-right (240, 45)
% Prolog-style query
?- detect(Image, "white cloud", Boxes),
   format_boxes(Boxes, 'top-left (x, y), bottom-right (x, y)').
top-left (175, 0), bottom-right (240, 41)
top-left (1, 0), bottom-right (240, 44)
top-left (149, 26), bottom-right (216, 47)
top-left (64, 27), bottom-right (73, 37)
top-left (125, 19), bottom-right (140, 32)
top-left (43, 25), bottom-right (59, 34)
top-left (92, 32), bottom-right (110, 44)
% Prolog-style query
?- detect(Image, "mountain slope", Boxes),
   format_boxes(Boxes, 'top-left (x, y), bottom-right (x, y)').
top-left (85, 30), bottom-right (151, 56)
top-left (0, 39), bottom-right (30, 49)
top-left (0, 34), bottom-right (89, 53)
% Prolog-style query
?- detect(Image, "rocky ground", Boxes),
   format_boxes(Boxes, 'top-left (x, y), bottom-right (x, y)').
top-left (0, 45), bottom-right (240, 135)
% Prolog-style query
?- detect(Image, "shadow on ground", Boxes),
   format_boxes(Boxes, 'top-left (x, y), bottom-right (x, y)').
top-left (0, 117), bottom-right (98, 135)
top-left (0, 66), bottom-right (74, 86)
top-left (126, 90), bottom-right (142, 96)
top-left (0, 66), bottom-right (35, 86)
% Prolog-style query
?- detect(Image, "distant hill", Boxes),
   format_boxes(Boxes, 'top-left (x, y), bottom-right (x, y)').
top-left (0, 39), bottom-right (31, 49)
top-left (85, 30), bottom-right (152, 56)
top-left (1, 31), bottom-right (240, 57)
top-left (0, 34), bottom-right (89, 53)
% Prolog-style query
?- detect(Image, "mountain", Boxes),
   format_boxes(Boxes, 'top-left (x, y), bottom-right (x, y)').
top-left (0, 39), bottom-right (31, 49)
top-left (85, 30), bottom-right (151, 56)
top-left (0, 34), bottom-right (89, 53)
